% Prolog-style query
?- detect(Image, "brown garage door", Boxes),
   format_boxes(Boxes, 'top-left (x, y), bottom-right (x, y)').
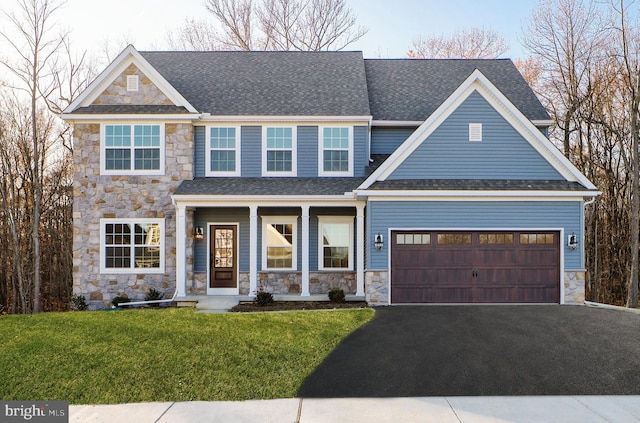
top-left (391, 231), bottom-right (560, 303)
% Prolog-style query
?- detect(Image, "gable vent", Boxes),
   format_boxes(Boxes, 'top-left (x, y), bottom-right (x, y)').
top-left (469, 123), bottom-right (482, 142)
top-left (127, 75), bottom-right (139, 92)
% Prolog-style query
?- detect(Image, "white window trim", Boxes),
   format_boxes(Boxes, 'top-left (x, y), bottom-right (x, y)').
top-left (262, 126), bottom-right (297, 177)
top-left (469, 123), bottom-right (483, 142)
top-left (318, 216), bottom-right (354, 271)
top-left (99, 218), bottom-right (165, 274)
top-left (262, 216), bottom-right (298, 271)
top-left (318, 126), bottom-right (354, 177)
top-left (126, 75), bottom-right (139, 92)
top-left (205, 125), bottom-right (241, 177)
top-left (100, 123), bottom-right (165, 176)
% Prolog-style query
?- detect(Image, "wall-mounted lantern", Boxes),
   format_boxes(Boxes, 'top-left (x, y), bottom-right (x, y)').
top-left (374, 233), bottom-right (384, 250)
top-left (568, 232), bottom-right (578, 250)
top-left (194, 226), bottom-right (204, 240)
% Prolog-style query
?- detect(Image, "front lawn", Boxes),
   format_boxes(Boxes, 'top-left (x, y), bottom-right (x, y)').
top-left (0, 307), bottom-right (373, 404)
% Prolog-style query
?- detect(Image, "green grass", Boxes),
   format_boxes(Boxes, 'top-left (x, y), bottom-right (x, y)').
top-left (0, 307), bottom-right (374, 404)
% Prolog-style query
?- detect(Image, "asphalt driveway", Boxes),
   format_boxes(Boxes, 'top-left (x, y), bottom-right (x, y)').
top-left (297, 305), bottom-right (640, 397)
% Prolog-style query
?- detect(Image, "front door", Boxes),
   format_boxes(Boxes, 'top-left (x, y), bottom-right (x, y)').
top-left (209, 225), bottom-right (238, 294)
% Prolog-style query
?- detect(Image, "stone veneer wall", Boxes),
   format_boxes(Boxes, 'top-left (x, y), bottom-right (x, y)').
top-left (92, 64), bottom-right (174, 106)
top-left (364, 271), bottom-right (586, 305)
top-left (73, 122), bottom-right (193, 309)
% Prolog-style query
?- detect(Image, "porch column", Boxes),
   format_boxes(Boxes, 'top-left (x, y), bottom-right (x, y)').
top-left (301, 205), bottom-right (310, 296)
top-left (249, 205), bottom-right (258, 296)
top-left (175, 203), bottom-right (187, 297)
top-left (356, 203), bottom-right (365, 296)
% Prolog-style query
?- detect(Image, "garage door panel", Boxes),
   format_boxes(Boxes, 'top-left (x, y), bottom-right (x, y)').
top-left (391, 230), bottom-right (560, 304)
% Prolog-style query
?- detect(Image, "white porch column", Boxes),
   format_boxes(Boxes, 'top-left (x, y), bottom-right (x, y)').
top-left (175, 203), bottom-right (187, 297)
top-left (356, 203), bottom-right (365, 296)
top-left (249, 205), bottom-right (258, 296)
top-left (301, 204), bottom-right (310, 296)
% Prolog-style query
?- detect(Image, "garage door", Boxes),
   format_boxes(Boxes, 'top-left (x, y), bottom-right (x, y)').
top-left (391, 231), bottom-right (560, 304)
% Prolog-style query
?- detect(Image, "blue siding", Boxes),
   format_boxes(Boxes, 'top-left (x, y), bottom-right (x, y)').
top-left (241, 126), bottom-right (262, 177)
top-left (354, 126), bottom-right (368, 177)
top-left (371, 127), bottom-right (416, 155)
top-left (194, 126), bottom-right (205, 177)
top-left (193, 208), bottom-right (251, 272)
top-left (388, 92), bottom-right (563, 180)
top-left (366, 200), bottom-right (583, 270)
top-left (298, 126), bottom-right (318, 177)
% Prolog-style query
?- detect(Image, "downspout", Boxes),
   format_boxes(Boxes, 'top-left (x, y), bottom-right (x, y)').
top-left (117, 288), bottom-right (178, 308)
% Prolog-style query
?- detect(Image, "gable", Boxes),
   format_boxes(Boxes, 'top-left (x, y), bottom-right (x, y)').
top-left (91, 63), bottom-right (174, 107)
top-left (387, 91), bottom-right (563, 181)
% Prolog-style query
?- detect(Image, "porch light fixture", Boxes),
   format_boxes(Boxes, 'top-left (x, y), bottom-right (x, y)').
top-left (374, 233), bottom-right (384, 250)
top-left (568, 232), bottom-right (578, 250)
top-left (194, 226), bottom-right (204, 240)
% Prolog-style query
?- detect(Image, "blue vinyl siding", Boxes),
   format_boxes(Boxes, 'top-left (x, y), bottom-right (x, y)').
top-left (371, 127), bottom-right (416, 155)
top-left (354, 126), bottom-right (368, 177)
top-left (194, 126), bottom-right (205, 177)
top-left (193, 208), bottom-right (251, 272)
top-left (388, 92), bottom-right (563, 180)
top-left (298, 126), bottom-right (318, 177)
top-left (241, 126), bottom-right (261, 177)
top-left (366, 200), bottom-right (583, 270)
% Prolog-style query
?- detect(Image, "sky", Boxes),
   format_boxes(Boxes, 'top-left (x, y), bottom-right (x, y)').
top-left (0, 0), bottom-right (542, 61)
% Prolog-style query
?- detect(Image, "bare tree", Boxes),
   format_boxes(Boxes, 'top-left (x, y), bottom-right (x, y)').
top-left (407, 27), bottom-right (509, 59)
top-left (167, 0), bottom-right (367, 51)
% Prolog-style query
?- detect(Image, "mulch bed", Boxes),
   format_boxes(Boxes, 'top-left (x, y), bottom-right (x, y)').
top-left (229, 301), bottom-right (369, 312)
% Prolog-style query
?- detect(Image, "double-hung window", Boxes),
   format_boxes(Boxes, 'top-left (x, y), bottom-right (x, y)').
top-left (319, 126), bottom-right (352, 176)
top-left (262, 216), bottom-right (297, 270)
top-left (100, 218), bottom-right (165, 274)
top-left (206, 126), bottom-right (240, 176)
top-left (263, 127), bottom-right (296, 176)
top-left (102, 124), bottom-right (164, 175)
top-left (318, 217), bottom-right (353, 270)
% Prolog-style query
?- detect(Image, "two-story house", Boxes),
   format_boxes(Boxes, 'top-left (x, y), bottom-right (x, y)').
top-left (62, 46), bottom-right (598, 309)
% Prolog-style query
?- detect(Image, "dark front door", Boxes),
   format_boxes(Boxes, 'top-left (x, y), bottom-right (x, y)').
top-left (391, 231), bottom-right (560, 304)
top-left (210, 225), bottom-right (237, 289)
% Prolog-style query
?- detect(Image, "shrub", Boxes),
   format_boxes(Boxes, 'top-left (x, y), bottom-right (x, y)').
top-left (70, 294), bottom-right (88, 311)
top-left (112, 296), bottom-right (131, 307)
top-left (145, 288), bottom-right (164, 301)
top-left (328, 289), bottom-right (345, 303)
top-left (254, 283), bottom-right (274, 307)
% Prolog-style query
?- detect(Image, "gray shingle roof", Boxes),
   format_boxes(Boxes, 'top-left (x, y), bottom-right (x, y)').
top-left (364, 59), bottom-right (550, 121)
top-left (367, 179), bottom-right (592, 191)
top-left (175, 177), bottom-right (367, 196)
top-left (140, 51), bottom-right (371, 116)
top-left (71, 104), bottom-right (190, 114)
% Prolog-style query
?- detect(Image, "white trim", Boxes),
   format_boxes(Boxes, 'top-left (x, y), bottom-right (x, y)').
top-left (371, 120), bottom-right (423, 127)
top-left (386, 227), bottom-right (565, 305)
top-left (172, 196), bottom-right (360, 207)
top-left (200, 114), bottom-right (371, 124)
top-left (262, 126), bottom-right (298, 177)
top-left (262, 216), bottom-right (298, 271)
top-left (100, 122), bottom-right (165, 176)
top-left (356, 204), bottom-right (365, 296)
top-left (63, 45), bottom-right (197, 114)
top-left (358, 69), bottom-right (597, 192)
top-left (301, 206), bottom-right (310, 296)
top-left (318, 126), bottom-right (354, 177)
top-left (61, 113), bottom-right (200, 122)
top-left (205, 125), bottom-right (241, 177)
top-left (249, 206), bottom-right (258, 296)
top-left (99, 218), bottom-right (165, 274)
top-left (175, 204), bottom-right (187, 297)
top-left (318, 216), bottom-right (354, 271)
top-left (532, 119), bottom-right (554, 127)
top-left (207, 222), bottom-right (240, 295)
top-left (359, 191), bottom-right (599, 200)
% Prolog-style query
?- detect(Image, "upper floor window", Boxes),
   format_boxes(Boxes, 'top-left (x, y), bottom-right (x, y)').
top-left (319, 126), bottom-right (353, 176)
top-left (101, 124), bottom-right (164, 175)
top-left (100, 218), bottom-right (165, 274)
top-left (206, 126), bottom-right (240, 176)
top-left (262, 126), bottom-right (297, 176)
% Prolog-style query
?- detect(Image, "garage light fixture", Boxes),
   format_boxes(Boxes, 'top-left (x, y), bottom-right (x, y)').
top-left (568, 233), bottom-right (578, 250)
top-left (374, 233), bottom-right (384, 250)
top-left (194, 226), bottom-right (204, 240)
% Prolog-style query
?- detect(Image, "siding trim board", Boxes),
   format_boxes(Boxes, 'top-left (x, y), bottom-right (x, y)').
top-left (359, 69), bottom-right (597, 192)
top-left (388, 227), bottom-right (564, 305)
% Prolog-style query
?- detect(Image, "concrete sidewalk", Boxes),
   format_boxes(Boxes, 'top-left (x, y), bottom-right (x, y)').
top-left (70, 396), bottom-right (640, 422)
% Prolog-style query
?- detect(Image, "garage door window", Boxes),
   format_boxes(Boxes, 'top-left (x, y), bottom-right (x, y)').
top-left (520, 233), bottom-right (555, 244)
top-left (437, 233), bottom-right (472, 245)
top-left (396, 233), bottom-right (431, 245)
top-left (479, 233), bottom-right (514, 245)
